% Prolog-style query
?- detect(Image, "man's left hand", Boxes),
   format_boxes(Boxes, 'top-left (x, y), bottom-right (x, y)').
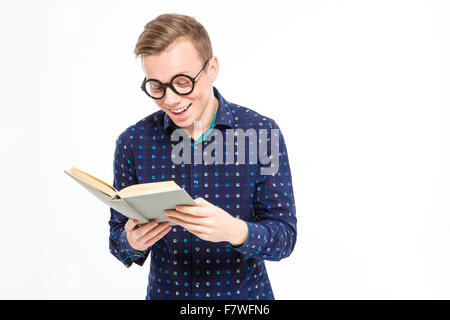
top-left (164, 197), bottom-right (248, 246)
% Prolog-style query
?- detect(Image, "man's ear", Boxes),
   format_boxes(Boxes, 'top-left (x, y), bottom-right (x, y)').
top-left (207, 56), bottom-right (219, 82)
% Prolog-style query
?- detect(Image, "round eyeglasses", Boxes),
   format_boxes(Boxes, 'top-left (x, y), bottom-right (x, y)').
top-left (141, 59), bottom-right (210, 100)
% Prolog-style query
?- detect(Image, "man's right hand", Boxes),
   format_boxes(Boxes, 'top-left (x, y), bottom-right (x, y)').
top-left (125, 219), bottom-right (172, 251)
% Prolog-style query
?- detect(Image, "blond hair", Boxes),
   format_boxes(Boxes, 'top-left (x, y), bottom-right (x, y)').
top-left (134, 13), bottom-right (213, 62)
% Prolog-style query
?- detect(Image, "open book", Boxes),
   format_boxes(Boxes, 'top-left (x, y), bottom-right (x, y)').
top-left (64, 167), bottom-right (196, 225)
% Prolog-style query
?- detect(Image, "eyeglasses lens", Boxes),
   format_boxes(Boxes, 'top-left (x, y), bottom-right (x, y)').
top-left (145, 75), bottom-right (193, 99)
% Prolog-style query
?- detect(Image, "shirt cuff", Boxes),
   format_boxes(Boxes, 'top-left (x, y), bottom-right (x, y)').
top-left (226, 221), bottom-right (268, 258)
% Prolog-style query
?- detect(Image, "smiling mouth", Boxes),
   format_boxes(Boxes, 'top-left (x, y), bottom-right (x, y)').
top-left (169, 103), bottom-right (192, 115)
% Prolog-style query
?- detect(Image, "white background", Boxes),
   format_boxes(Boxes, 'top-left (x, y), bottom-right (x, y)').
top-left (0, 0), bottom-right (449, 299)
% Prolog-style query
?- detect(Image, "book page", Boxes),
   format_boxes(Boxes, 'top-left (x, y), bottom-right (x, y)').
top-left (119, 180), bottom-right (180, 198)
top-left (68, 167), bottom-right (117, 198)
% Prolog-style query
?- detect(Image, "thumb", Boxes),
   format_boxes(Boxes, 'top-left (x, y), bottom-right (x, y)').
top-left (194, 197), bottom-right (210, 206)
top-left (124, 218), bottom-right (138, 232)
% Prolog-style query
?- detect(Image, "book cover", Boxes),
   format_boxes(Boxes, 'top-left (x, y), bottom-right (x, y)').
top-left (65, 169), bottom-right (196, 225)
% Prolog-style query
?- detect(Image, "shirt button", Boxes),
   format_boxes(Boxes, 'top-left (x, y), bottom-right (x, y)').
top-left (194, 180), bottom-right (198, 184)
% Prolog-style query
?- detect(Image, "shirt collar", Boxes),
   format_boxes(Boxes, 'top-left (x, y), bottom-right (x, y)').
top-left (163, 86), bottom-right (234, 134)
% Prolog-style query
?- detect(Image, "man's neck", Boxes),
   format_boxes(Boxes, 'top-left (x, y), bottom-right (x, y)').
top-left (185, 95), bottom-right (219, 141)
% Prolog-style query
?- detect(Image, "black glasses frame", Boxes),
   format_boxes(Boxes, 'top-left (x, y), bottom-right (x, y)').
top-left (141, 59), bottom-right (210, 99)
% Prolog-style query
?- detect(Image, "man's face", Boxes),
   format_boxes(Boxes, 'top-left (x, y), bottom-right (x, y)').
top-left (141, 38), bottom-right (218, 130)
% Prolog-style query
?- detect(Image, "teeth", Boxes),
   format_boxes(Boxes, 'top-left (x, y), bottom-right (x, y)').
top-left (171, 104), bottom-right (190, 114)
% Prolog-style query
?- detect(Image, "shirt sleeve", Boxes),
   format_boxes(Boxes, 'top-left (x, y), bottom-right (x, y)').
top-left (108, 131), bottom-right (150, 268)
top-left (227, 121), bottom-right (297, 261)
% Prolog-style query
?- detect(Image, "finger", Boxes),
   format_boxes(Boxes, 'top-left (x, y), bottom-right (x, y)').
top-left (194, 197), bottom-right (210, 206)
top-left (172, 205), bottom-right (210, 217)
top-left (143, 225), bottom-right (172, 247)
top-left (165, 210), bottom-right (208, 224)
top-left (139, 222), bottom-right (170, 241)
top-left (166, 216), bottom-right (208, 234)
top-left (124, 219), bottom-right (138, 232)
top-left (134, 220), bottom-right (158, 238)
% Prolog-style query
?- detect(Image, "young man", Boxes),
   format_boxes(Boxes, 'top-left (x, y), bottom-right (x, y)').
top-left (109, 13), bottom-right (297, 300)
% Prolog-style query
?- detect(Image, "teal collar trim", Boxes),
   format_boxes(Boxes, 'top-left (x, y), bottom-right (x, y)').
top-left (175, 107), bottom-right (218, 146)
top-left (193, 109), bottom-right (217, 146)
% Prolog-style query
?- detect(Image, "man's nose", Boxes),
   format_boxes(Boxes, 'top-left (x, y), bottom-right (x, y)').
top-left (164, 86), bottom-right (181, 106)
